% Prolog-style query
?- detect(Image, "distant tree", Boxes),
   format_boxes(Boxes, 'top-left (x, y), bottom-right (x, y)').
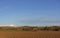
top-left (43, 26), bottom-right (48, 30)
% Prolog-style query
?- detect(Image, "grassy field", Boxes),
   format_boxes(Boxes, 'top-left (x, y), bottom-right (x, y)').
top-left (0, 31), bottom-right (60, 38)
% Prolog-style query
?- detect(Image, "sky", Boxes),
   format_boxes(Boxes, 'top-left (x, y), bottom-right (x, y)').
top-left (0, 0), bottom-right (60, 26)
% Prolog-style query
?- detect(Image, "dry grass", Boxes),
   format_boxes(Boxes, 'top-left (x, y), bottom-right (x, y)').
top-left (0, 31), bottom-right (60, 38)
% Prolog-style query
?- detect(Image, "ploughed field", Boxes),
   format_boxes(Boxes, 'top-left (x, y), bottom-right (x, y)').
top-left (0, 31), bottom-right (60, 38)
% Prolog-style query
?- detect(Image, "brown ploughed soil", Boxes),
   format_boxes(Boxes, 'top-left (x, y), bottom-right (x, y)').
top-left (0, 31), bottom-right (60, 38)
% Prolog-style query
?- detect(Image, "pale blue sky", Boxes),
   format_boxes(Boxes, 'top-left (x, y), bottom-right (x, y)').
top-left (0, 0), bottom-right (60, 26)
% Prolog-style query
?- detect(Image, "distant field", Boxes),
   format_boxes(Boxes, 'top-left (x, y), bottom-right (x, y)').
top-left (0, 31), bottom-right (60, 38)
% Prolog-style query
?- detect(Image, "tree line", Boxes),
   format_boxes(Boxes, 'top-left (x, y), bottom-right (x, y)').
top-left (0, 26), bottom-right (60, 31)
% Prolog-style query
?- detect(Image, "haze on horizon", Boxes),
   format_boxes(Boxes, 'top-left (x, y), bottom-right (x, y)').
top-left (0, 0), bottom-right (60, 26)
